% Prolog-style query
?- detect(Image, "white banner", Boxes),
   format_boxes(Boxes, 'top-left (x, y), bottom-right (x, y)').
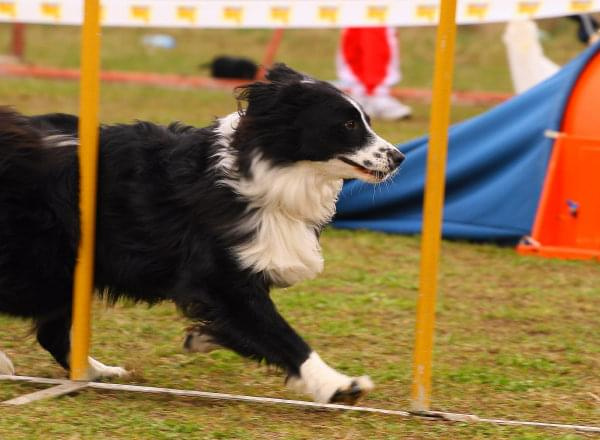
top-left (0, 1), bottom-right (598, 28)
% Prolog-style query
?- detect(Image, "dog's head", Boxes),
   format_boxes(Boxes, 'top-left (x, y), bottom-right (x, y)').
top-left (234, 64), bottom-right (404, 183)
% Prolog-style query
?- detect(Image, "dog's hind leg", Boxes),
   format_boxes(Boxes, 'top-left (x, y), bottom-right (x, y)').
top-left (183, 325), bottom-right (220, 353)
top-left (0, 350), bottom-right (15, 375)
top-left (36, 314), bottom-right (71, 371)
top-left (84, 356), bottom-right (129, 380)
top-left (181, 286), bottom-right (373, 404)
top-left (36, 314), bottom-right (128, 380)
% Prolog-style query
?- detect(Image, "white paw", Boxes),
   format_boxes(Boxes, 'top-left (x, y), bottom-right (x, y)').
top-left (82, 357), bottom-right (129, 381)
top-left (286, 352), bottom-right (374, 404)
top-left (0, 350), bottom-right (15, 375)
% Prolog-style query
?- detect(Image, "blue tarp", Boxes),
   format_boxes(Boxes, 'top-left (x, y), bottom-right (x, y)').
top-left (333, 43), bottom-right (600, 242)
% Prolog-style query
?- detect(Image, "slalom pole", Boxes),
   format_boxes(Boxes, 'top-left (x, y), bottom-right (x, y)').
top-left (410, 0), bottom-right (458, 411)
top-left (70, 0), bottom-right (102, 380)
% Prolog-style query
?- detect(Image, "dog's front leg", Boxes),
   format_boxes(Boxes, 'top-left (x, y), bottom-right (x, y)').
top-left (285, 351), bottom-right (374, 405)
top-left (180, 283), bottom-right (373, 404)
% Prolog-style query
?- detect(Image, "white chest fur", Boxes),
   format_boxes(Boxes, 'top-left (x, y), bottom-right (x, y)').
top-left (228, 158), bottom-right (343, 286)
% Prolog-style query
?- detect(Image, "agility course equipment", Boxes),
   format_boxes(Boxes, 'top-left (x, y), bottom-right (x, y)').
top-left (335, 41), bottom-right (600, 260)
top-left (69, 0), bottom-right (101, 381)
top-left (2, 0), bottom-right (600, 28)
top-left (2, 374), bottom-right (600, 433)
top-left (410, 0), bottom-right (456, 412)
top-left (518, 48), bottom-right (600, 259)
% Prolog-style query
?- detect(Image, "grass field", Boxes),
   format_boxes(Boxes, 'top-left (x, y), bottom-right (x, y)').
top-left (0, 21), bottom-right (599, 439)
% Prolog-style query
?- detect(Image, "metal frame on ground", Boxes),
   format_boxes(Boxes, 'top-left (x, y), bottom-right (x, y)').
top-left (2, 375), bottom-right (599, 434)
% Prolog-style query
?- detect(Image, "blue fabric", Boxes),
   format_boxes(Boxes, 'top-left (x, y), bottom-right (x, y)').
top-left (333, 43), bottom-right (600, 242)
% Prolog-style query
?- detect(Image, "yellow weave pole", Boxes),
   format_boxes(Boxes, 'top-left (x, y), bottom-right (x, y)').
top-left (70, 0), bottom-right (102, 380)
top-left (411, 0), bottom-right (457, 412)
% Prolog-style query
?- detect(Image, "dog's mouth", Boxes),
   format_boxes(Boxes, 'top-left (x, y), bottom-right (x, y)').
top-left (338, 157), bottom-right (389, 181)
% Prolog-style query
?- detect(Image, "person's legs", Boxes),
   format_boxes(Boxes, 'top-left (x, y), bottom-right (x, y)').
top-left (337, 27), bottom-right (411, 120)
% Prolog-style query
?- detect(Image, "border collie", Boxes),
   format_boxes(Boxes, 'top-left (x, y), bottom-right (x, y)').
top-left (0, 65), bottom-right (404, 404)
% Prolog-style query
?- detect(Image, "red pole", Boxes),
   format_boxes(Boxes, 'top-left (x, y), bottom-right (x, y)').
top-left (11, 23), bottom-right (25, 61)
top-left (256, 28), bottom-right (285, 79)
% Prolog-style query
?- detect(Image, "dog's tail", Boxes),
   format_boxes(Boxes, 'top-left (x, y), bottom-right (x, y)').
top-left (0, 107), bottom-right (44, 150)
top-left (0, 107), bottom-right (45, 179)
top-left (0, 107), bottom-right (75, 185)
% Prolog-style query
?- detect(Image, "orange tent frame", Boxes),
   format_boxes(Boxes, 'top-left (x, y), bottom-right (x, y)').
top-left (517, 51), bottom-right (600, 260)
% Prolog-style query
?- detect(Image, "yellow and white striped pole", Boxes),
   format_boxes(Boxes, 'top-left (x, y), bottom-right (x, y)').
top-left (70, 0), bottom-right (102, 380)
top-left (411, 0), bottom-right (457, 412)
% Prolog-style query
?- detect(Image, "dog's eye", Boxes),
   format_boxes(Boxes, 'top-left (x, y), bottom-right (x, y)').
top-left (344, 120), bottom-right (357, 130)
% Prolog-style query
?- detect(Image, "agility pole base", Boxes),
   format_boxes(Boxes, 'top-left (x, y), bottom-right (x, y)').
top-left (1, 375), bottom-right (599, 434)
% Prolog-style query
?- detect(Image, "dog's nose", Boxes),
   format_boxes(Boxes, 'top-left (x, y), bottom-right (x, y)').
top-left (387, 149), bottom-right (405, 168)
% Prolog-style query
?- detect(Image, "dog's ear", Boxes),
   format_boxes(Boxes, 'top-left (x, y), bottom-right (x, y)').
top-left (236, 80), bottom-right (308, 118)
top-left (235, 81), bottom-right (281, 117)
top-left (265, 63), bottom-right (310, 83)
top-left (236, 64), bottom-right (312, 117)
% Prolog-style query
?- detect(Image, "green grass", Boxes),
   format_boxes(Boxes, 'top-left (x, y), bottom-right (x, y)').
top-left (0, 231), bottom-right (598, 438)
top-left (0, 21), bottom-right (599, 439)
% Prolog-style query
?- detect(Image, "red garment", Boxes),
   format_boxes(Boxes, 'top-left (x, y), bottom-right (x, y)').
top-left (341, 28), bottom-right (392, 95)
top-left (338, 27), bottom-right (400, 97)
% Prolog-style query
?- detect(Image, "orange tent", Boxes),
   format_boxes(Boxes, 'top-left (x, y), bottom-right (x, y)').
top-left (517, 51), bottom-right (600, 260)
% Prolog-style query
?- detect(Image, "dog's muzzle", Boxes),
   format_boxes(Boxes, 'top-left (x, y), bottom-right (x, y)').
top-left (339, 147), bottom-right (405, 182)
top-left (387, 149), bottom-right (405, 169)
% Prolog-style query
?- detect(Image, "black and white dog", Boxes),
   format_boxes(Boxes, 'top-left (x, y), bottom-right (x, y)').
top-left (0, 65), bottom-right (404, 404)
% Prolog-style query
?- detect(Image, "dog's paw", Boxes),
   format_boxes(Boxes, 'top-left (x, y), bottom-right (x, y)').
top-left (286, 352), bottom-right (374, 405)
top-left (287, 372), bottom-right (374, 405)
top-left (83, 357), bottom-right (130, 381)
top-left (183, 327), bottom-right (219, 353)
top-left (329, 376), bottom-right (374, 405)
top-left (0, 350), bottom-right (15, 375)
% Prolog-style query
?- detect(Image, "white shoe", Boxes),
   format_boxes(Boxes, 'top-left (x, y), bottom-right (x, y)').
top-left (362, 95), bottom-right (412, 120)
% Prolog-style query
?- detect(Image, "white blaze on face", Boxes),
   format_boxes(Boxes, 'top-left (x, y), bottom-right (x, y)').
top-left (336, 95), bottom-right (403, 182)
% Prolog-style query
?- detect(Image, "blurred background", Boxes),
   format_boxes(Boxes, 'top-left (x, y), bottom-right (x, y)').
top-left (0, 20), bottom-right (589, 140)
top-left (0, 19), bottom-right (598, 440)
